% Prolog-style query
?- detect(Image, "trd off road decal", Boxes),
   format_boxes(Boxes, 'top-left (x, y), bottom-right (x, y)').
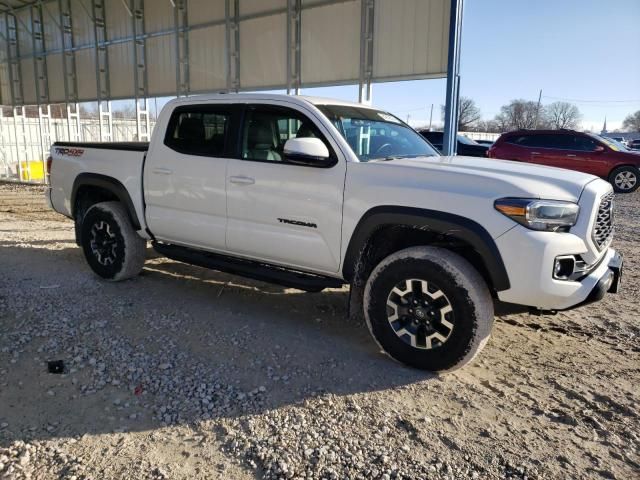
top-left (54, 147), bottom-right (84, 157)
top-left (277, 218), bottom-right (317, 228)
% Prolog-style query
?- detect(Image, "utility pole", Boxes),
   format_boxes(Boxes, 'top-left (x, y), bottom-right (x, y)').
top-left (534, 89), bottom-right (542, 128)
top-left (428, 103), bottom-right (434, 131)
top-left (406, 114), bottom-right (411, 125)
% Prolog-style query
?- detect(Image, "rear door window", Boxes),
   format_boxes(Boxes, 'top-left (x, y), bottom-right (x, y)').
top-left (164, 106), bottom-right (233, 156)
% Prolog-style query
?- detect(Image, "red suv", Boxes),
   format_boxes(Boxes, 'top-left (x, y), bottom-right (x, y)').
top-left (488, 129), bottom-right (640, 193)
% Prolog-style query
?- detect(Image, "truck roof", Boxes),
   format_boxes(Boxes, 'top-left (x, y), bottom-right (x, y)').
top-left (165, 93), bottom-right (377, 110)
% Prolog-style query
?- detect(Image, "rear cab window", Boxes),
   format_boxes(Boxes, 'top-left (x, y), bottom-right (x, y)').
top-left (164, 105), bottom-right (235, 157)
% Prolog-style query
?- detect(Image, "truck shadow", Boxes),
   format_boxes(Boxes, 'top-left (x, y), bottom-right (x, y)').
top-left (0, 243), bottom-right (434, 446)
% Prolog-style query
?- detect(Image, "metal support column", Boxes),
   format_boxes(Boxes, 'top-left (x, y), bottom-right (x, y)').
top-left (132, 0), bottom-right (150, 141)
top-left (38, 105), bottom-right (52, 182)
top-left (31, 3), bottom-right (49, 106)
top-left (4, 12), bottom-right (24, 106)
top-left (174, 0), bottom-right (189, 97)
top-left (66, 103), bottom-right (81, 141)
top-left (92, 0), bottom-right (112, 141)
top-left (12, 106), bottom-right (28, 181)
top-left (225, 0), bottom-right (240, 93)
top-left (286, 0), bottom-right (301, 95)
top-left (442, 0), bottom-right (464, 156)
top-left (358, 0), bottom-right (374, 105)
top-left (59, 0), bottom-right (79, 104)
top-left (0, 108), bottom-right (9, 178)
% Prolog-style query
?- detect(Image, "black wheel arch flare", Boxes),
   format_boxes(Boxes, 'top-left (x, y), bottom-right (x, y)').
top-left (342, 206), bottom-right (511, 292)
top-left (71, 173), bottom-right (141, 230)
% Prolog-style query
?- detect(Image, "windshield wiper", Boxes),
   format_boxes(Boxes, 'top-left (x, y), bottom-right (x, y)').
top-left (376, 154), bottom-right (425, 161)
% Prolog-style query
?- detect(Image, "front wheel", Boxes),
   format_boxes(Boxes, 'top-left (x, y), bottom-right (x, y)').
top-left (609, 166), bottom-right (639, 193)
top-left (363, 246), bottom-right (494, 373)
top-left (80, 201), bottom-right (146, 281)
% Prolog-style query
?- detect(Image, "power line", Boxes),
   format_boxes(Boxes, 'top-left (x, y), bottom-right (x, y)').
top-left (542, 95), bottom-right (640, 104)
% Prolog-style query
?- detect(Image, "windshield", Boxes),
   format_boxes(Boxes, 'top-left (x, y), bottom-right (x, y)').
top-left (457, 135), bottom-right (479, 145)
top-left (591, 134), bottom-right (625, 151)
top-left (317, 105), bottom-right (440, 161)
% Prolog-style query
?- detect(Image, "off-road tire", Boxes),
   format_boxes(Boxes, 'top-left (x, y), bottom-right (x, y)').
top-left (80, 201), bottom-right (146, 281)
top-left (363, 246), bottom-right (494, 373)
top-left (609, 166), bottom-right (639, 193)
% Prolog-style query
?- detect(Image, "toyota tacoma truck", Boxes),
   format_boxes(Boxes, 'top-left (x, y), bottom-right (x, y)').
top-left (46, 94), bottom-right (622, 373)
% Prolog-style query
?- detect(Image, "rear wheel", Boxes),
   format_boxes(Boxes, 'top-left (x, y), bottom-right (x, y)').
top-left (363, 246), bottom-right (494, 373)
top-left (609, 166), bottom-right (639, 193)
top-left (80, 201), bottom-right (146, 281)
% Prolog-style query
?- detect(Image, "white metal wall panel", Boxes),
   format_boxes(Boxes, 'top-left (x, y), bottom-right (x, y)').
top-left (46, 53), bottom-right (65, 102)
top-left (105, 0), bottom-right (133, 41)
top-left (75, 48), bottom-right (97, 101)
top-left (187, 0), bottom-right (225, 27)
top-left (0, 63), bottom-right (9, 106)
top-left (240, 0), bottom-right (286, 16)
top-left (108, 42), bottom-right (135, 99)
top-left (0, 0), bottom-right (451, 106)
top-left (144, 0), bottom-right (174, 33)
top-left (71, 0), bottom-right (95, 47)
top-left (0, 20), bottom-right (7, 104)
top-left (42, 2), bottom-right (63, 52)
top-left (373, 0), bottom-right (449, 80)
top-left (146, 35), bottom-right (176, 96)
top-left (301, 0), bottom-right (361, 85)
top-left (240, 13), bottom-right (286, 89)
top-left (188, 25), bottom-right (226, 92)
top-left (19, 59), bottom-right (36, 104)
top-left (16, 10), bottom-right (32, 56)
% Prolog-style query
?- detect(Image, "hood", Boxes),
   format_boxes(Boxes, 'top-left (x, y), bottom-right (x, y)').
top-left (378, 155), bottom-right (597, 201)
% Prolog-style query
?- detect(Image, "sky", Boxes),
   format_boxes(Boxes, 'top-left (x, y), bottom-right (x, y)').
top-left (302, 0), bottom-right (640, 132)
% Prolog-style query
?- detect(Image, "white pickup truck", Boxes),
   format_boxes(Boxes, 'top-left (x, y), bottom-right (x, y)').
top-left (47, 94), bottom-right (622, 372)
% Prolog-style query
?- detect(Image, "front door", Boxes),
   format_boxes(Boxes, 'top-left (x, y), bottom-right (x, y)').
top-left (225, 103), bottom-right (347, 275)
top-left (144, 104), bottom-right (237, 251)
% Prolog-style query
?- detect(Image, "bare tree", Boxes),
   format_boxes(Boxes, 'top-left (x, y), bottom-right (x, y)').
top-left (622, 110), bottom-right (640, 132)
top-left (546, 101), bottom-right (581, 129)
top-left (493, 99), bottom-right (540, 131)
top-left (441, 96), bottom-right (482, 131)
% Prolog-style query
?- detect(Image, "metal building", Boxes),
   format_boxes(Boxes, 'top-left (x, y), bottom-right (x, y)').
top-left (0, 0), bottom-right (462, 182)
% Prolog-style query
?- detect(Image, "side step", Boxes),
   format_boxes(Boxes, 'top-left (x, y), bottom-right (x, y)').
top-left (152, 242), bottom-right (345, 292)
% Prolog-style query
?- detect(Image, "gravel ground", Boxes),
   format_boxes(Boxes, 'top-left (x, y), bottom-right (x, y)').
top-left (0, 181), bottom-right (638, 480)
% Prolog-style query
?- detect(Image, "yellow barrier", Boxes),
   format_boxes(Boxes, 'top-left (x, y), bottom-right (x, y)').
top-left (19, 160), bottom-right (46, 182)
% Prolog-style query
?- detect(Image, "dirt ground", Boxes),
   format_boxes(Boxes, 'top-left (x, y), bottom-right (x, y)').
top-left (0, 182), bottom-right (638, 480)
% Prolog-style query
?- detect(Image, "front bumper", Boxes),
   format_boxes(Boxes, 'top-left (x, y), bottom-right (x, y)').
top-left (496, 225), bottom-right (621, 310)
top-left (561, 251), bottom-right (622, 310)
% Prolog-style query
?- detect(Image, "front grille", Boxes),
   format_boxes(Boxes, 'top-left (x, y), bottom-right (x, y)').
top-left (592, 191), bottom-right (614, 250)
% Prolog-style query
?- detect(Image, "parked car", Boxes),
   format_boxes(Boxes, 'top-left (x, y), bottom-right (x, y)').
top-left (47, 94), bottom-right (622, 373)
top-left (488, 129), bottom-right (640, 193)
top-left (628, 139), bottom-right (640, 151)
top-left (417, 130), bottom-right (489, 157)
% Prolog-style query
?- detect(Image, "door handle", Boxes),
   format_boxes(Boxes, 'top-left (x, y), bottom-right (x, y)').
top-left (531, 152), bottom-right (541, 155)
top-left (566, 154), bottom-right (577, 157)
top-left (229, 175), bottom-right (255, 185)
top-left (152, 167), bottom-right (173, 175)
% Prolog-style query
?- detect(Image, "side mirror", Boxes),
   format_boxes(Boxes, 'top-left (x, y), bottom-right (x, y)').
top-left (594, 145), bottom-right (606, 153)
top-left (284, 137), bottom-right (333, 167)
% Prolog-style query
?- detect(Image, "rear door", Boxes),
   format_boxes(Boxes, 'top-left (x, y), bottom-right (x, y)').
top-left (225, 103), bottom-right (347, 274)
top-left (144, 104), bottom-right (238, 250)
top-left (525, 134), bottom-right (569, 167)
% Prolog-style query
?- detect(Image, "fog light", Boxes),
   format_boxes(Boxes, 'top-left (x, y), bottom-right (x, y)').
top-left (554, 256), bottom-right (576, 280)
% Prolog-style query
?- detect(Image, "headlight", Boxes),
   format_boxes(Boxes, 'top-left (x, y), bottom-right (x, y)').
top-left (494, 198), bottom-right (579, 232)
